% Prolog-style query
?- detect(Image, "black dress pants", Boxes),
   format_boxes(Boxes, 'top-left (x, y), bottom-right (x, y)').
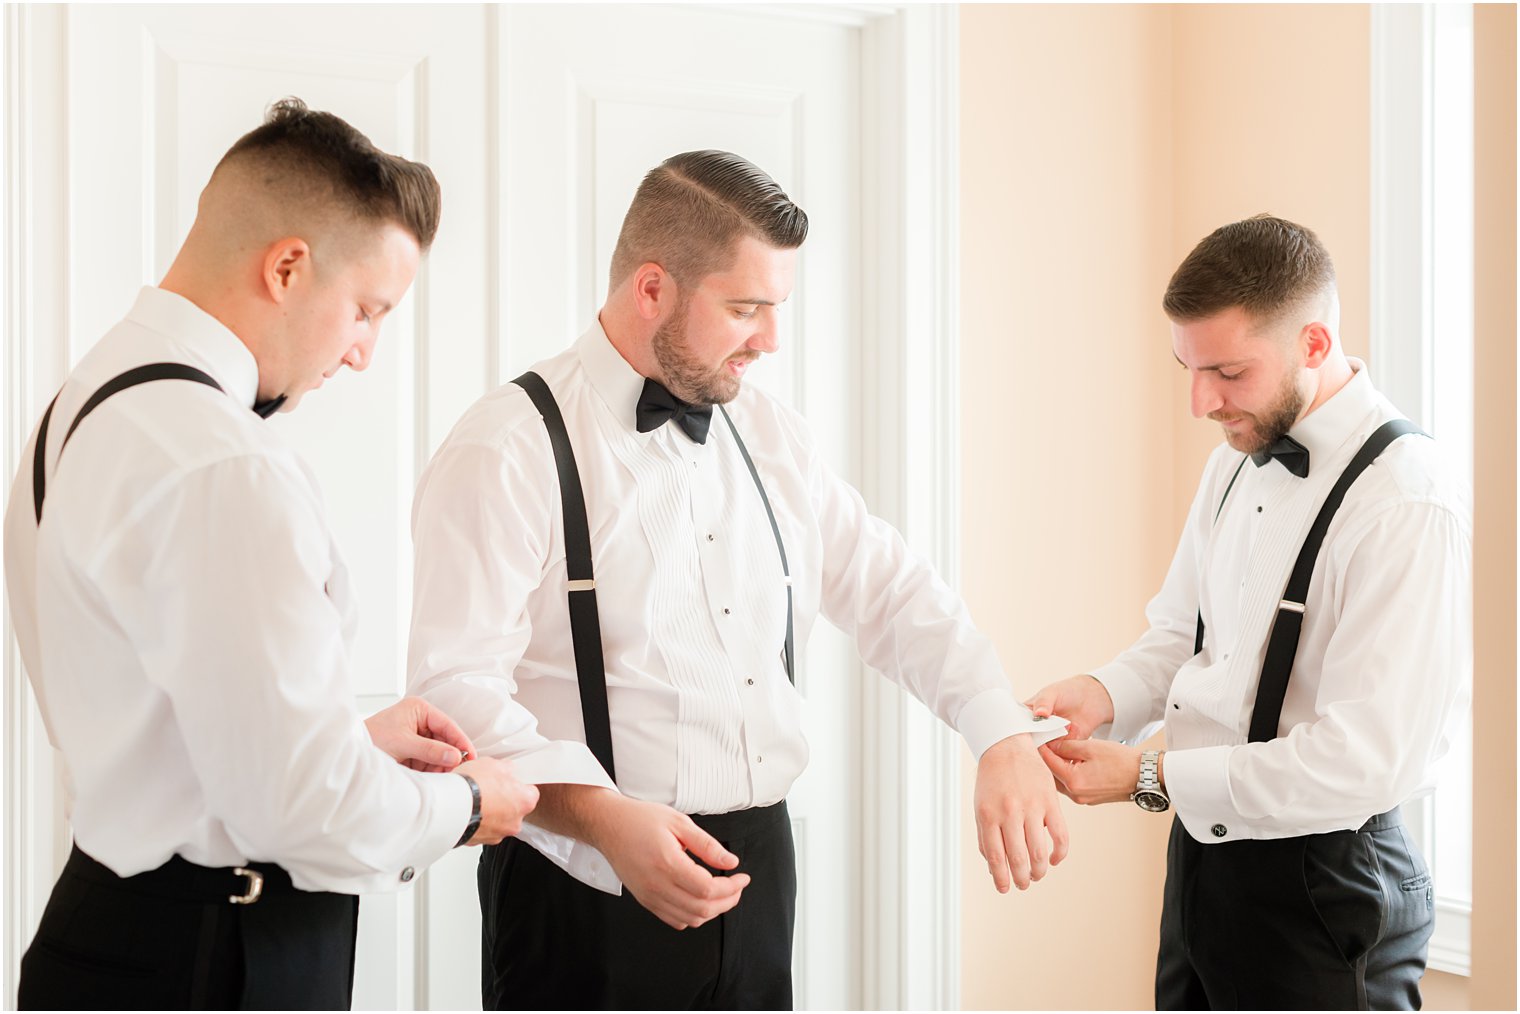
top-left (480, 800), bottom-right (796, 1010)
top-left (1157, 811), bottom-right (1434, 1011)
top-left (18, 845), bottom-right (359, 1011)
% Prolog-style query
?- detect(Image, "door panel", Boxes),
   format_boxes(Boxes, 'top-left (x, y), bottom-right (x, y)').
top-left (48, 5), bottom-right (863, 1009)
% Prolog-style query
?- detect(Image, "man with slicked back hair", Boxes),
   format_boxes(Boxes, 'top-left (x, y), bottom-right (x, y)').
top-left (409, 149), bottom-right (1071, 1009)
top-left (1028, 215), bottom-right (1470, 1010)
top-left (5, 98), bottom-right (538, 1010)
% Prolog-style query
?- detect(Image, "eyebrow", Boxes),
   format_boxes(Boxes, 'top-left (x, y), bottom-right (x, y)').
top-left (1173, 352), bottom-right (1251, 372)
top-left (724, 297), bottom-right (784, 306)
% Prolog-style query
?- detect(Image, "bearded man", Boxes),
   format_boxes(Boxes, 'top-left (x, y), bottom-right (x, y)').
top-left (406, 150), bottom-right (1071, 1009)
top-left (1028, 215), bottom-right (1471, 1010)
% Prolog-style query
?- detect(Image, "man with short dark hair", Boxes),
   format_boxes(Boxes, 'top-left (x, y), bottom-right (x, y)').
top-left (1028, 215), bottom-right (1471, 1010)
top-left (408, 149), bottom-right (1072, 1009)
top-left (4, 98), bottom-right (538, 1010)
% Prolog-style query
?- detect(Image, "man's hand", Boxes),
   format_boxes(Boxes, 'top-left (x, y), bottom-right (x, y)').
top-left (1023, 674), bottom-right (1116, 741)
top-left (365, 696), bottom-right (476, 772)
top-left (531, 785), bottom-right (751, 931)
top-left (974, 733), bottom-right (1070, 893)
top-left (456, 757), bottom-right (540, 844)
top-left (1039, 738), bottom-right (1145, 805)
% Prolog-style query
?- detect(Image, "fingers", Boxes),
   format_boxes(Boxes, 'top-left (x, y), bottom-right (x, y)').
top-left (1022, 688), bottom-right (1058, 719)
top-left (413, 698), bottom-right (476, 761)
top-left (1024, 811), bottom-right (1051, 883)
top-left (1002, 823), bottom-right (1032, 891)
top-left (1047, 805), bottom-right (1071, 867)
top-left (977, 812), bottom-right (1012, 894)
top-left (672, 818), bottom-right (740, 871)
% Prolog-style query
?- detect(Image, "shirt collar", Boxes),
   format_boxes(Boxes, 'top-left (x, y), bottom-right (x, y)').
top-left (125, 287), bottom-right (261, 411)
top-left (575, 319), bottom-right (654, 439)
top-left (1287, 357), bottom-right (1379, 467)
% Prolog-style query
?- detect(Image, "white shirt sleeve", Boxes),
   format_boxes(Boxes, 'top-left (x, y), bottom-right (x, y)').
top-left (97, 454), bottom-right (472, 894)
top-left (804, 434), bottom-right (1066, 757)
top-left (407, 437), bottom-right (621, 894)
top-left (1164, 498), bottom-right (1472, 841)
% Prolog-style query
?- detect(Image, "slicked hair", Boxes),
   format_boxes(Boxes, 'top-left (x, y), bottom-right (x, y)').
top-left (609, 150), bottom-right (808, 289)
top-left (1163, 214), bottom-right (1336, 327)
top-left (216, 97), bottom-right (441, 250)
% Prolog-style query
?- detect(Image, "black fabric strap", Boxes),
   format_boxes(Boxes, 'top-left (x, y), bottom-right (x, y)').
top-left (513, 371), bottom-right (617, 782)
top-left (1246, 419), bottom-right (1424, 742)
top-left (1194, 455), bottom-right (1250, 657)
top-left (32, 363), bottom-right (224, 523)
top-left (718, 405), bottom-right (795, 686)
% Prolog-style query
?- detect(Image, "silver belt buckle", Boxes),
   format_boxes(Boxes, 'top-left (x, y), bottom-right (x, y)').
top-left (229, 867), bottom-right (264, 904)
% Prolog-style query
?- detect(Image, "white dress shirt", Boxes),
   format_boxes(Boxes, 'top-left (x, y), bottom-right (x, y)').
top-left (1092, 361), bottom-right (1472, 845)
top-left (408, 323), bottom-right (1062, 892)
top-left (3, 287), bottom-right (471, 894)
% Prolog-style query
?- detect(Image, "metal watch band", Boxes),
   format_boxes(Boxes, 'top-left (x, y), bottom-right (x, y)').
top-left (455, 773), bottom-right (482, 848)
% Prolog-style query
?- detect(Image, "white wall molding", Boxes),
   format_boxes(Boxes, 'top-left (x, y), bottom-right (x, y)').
top-left (857, 6), bottom-right (962, 1010)
top-left (4, 5), bottom-right (70, 1006)
top-left (1369, 1), bottom-right (1475, 979)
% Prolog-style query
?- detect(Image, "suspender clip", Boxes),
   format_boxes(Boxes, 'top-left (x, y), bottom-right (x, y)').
top-left (1277, 599), bottom-right (1306, 615)
top-left (230, 867), bottom-right (264, 904)
top-left (566, 579), bottom-right (596, 593)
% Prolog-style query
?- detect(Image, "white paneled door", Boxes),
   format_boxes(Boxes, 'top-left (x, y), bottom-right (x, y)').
top-left (22, 4), bottom-right (869, 1009)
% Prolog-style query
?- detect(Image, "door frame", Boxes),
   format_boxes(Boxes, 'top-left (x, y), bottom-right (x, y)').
top-left (2, 5), bottom-right (963, 1008)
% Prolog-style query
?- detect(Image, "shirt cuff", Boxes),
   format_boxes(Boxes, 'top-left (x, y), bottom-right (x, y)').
top-left (955, 687), bottom-right (1069, 759)
top-left (1163, 745), bottom-right (1249, 843)
top-left (1089, 663), bottom-right (1159, 744)
top-left (515, 823), bottom-right (622, 895)
top-left (504, 740), bottom-right (619, 792)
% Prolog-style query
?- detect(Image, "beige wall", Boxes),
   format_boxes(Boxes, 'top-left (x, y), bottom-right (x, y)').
top-left (959, 6), bottom-right (1176, 1009)
top-left (1470, 4), bottom-right (1517, 1010)
top-left (960, 3), bottom-right (1507, 1009)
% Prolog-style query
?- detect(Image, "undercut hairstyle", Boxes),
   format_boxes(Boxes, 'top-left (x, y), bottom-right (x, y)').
top-left (215, 97), bottom-right (441, 250)
top-left (609, 150), bottom-right (809, 289)
top-left (1163, 214), bottom-right (1336, 328)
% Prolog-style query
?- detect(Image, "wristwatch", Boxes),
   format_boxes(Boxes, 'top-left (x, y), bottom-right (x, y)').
top-left (1131, 750), bottom-right (1170, 813)
top-left (455, 773), bottom-right (483, 847)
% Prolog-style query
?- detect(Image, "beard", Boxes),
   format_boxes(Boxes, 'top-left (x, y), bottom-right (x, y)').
top-left (649, 300), bottom-right (754, 406)
top-left (1213, 368), bottom-right (1307, 454)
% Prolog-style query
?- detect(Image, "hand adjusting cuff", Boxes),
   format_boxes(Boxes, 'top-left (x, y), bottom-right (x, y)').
top-left (455, 773), bottom-right (482, 848)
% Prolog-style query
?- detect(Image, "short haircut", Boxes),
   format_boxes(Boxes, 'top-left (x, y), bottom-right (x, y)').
top-left (1163, 214), bottom-right (1336, 327)
top-left (215, 97), bottom-right (441, 250)
top-left (609, 150), bottom-right (809, 289)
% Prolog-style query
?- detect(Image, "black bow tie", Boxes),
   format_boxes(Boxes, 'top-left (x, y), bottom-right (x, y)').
top-left (1251, 434), bottom-right (1310, 478)
top-left (636, 378), bottom-right (712, 444)
top-left (252, 395), bottom-right (286, 419)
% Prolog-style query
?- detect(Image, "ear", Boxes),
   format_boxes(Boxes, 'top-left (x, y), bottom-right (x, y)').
top-left (261, 237), bottom-right (312, 304)
top-left (1300, 321), bottom-right (1334, 369)
top-left (631, 262), bottom-right (677, 321)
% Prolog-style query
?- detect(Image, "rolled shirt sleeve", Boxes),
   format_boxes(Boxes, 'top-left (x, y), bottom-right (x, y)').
top-left (407, 429), bottom-right (621, 894)
top-left (99, 454), bottom-right (473, 894)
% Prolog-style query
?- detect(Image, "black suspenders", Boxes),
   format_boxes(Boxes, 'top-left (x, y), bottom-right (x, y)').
top-left (1193, 419), bottom-right (1425, 742)
top-left (513, 371), bottom-right (795, 782)
top-left (32, 363), bottom-right (224, 523)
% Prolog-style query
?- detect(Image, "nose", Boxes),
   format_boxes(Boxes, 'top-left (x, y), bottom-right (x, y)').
top-left (1190, 371), bottom-right (1222, 419)
top-left (343, 335), bottom-right (376, 373)
top-left (747, 307), bottom-right (781, 354)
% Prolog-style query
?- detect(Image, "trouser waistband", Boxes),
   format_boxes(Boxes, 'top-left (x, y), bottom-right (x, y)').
top-left (687, 799), bottom-right (789, 841)
top-left (1358, 806), bottom-right (1402, 832)
top-left (65, 843), bottom-right (306, 905)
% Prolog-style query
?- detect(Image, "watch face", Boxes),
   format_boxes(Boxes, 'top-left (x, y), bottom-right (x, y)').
top-left (1134, 790), bottom-right (1170, 813)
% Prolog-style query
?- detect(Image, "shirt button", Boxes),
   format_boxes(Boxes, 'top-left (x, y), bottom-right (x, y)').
top-left (746, 678), bottom-right (755, 686)
top-left (1211, 824), bottom-right (1228, 838)
top-left (722, 607), bottom-right (731, 615)
top-left (400, 866), bottom-right (416, 883)
top-left (1256, 505), bottom-right (1263, 513)
top-left (756, 755), bottom-right (763, 763)
top-left (707, 533), bottom-right (715, 542)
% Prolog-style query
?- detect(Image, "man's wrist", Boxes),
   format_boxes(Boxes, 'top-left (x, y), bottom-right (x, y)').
top-left (455, 773), bottom-right (482, 847)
